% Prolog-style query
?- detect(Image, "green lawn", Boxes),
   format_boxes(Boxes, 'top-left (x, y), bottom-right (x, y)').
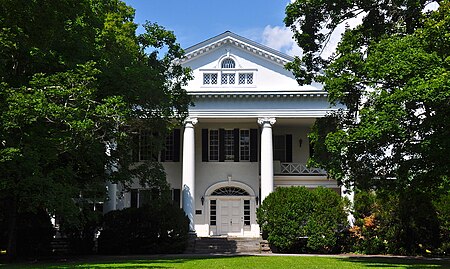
top-left (1, 255), bottom-right (449, 269)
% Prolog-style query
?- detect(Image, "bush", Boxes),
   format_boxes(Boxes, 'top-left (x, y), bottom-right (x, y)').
top-left (16, 209), bottom-right (55, 257)
top-left (98, 202), bottom-right (189, 254)
top-left (257, 186), bottom-right (349, 253)
top-left (350, 190), bottom-right (442, 255)
top-left (59, 202), bottom-right (102, 255)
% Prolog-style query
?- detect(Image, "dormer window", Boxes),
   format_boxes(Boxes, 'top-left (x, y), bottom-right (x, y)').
top-left (221, 58), bottom-right (235, 68)
top-left (201, 55), bottom-right (256, 86)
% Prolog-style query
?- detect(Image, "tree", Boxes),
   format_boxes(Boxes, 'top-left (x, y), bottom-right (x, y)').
top-left (0, 0), bottom-right (191, 259)
top-left (285, 0), bottom-right (449, 254)
top-left (286, 0), bottom-right (449, 194)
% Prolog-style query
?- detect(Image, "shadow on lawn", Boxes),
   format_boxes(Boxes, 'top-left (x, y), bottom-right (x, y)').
top-left (1, 255), bottom-right (246, 269)
top-left (345, 256), bottom-right (450, 269)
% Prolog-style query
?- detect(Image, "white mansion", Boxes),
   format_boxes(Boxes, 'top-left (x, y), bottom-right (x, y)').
top-left (104, 31), bottom-right (343, 237)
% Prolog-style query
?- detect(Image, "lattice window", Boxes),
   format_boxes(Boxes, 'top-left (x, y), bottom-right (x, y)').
top-left (221, 73), bottom-right (235, 84)
top-left (203, 73), bottom-right (217, 85)
top-left (211, 187), bottom-right (249, 196)
top-left (239, 73), bottom-right (253, 84)
top-left (221, 58), bottom-right (235, 68)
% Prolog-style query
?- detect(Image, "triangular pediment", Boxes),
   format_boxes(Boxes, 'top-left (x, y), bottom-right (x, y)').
top-left (180, 31), bottom-right (293, 67)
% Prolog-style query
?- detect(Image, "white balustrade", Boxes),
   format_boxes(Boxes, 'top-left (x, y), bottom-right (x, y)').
top-left (278, 163), bottom-right (326, 175)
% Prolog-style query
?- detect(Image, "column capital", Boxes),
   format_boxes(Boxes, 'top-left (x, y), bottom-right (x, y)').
top-left (257, 117), bottom-right (276, 127)
top-left (184, 117), bottom-right (198, 127)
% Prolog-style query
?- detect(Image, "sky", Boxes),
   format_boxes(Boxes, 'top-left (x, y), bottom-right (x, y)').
top-left (122, 0), bottom-right (303, 56)
top-left (122, 1), bottom-right (441, 58)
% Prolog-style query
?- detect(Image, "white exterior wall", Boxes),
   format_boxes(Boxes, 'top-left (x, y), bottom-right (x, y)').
top-left (106, 32), bottom-right (343, 238)
top-left (185, 44), bottom-right (321, 93)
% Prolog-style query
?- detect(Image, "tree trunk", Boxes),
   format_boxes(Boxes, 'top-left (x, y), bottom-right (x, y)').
top-left (6, 197), bottom-right (18, 261)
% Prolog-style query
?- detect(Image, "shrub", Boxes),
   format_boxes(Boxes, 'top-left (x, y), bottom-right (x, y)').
top-left (98, 201), bottom-right (189, 254)
top-left (59, 202), bottom-right (102, 254)
top-left (434, 191), bottom-right (450, 255)
top-left (350, 190), bottom-right (442, 255)
top-left (16, 209), bottom-right (55, 257)
top-left (257, 186), bottom-right (349, 253)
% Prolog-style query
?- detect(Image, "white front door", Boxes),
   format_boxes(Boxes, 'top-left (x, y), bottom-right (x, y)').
top-left (219, 199), bottom-right (242, 235)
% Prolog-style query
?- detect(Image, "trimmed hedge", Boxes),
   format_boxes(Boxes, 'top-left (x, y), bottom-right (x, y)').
top-left (257, 186), bottom-right (349, 253)
top-left (98, 202), bottom-right (189, 254)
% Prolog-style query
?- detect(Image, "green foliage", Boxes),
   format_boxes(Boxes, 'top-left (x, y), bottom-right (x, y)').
top-left (350, 190), bottom-right (444, 255)
top-left (0, 210), bottom-right (55, 258)
top-left (98, 202), bottom-right (189, 254)
top-left (257, 187), bottom-right (349, 253)
top-left (59, 199), bottom-right (103, 255)
top-left (0, 0), bottom-right (192, 258)
top-left (434, 191), bottom-right (450, 255)
top-left (288, 4), bottom-right (449, 256)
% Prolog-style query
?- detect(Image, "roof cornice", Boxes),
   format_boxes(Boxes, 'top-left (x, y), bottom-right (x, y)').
top-left (189, 91), bottom-right (328, 98)
top-left (180, 31), bottom-right (294, 66)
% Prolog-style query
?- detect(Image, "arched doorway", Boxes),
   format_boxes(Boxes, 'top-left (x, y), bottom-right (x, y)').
top-left (205, 182), bottom-right (257, 237)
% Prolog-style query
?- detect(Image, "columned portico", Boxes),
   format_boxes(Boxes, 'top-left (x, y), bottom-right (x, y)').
top-left (182, 117), bottom-right (198, 232)
top-left (258, 117), bottom-right (276, 202)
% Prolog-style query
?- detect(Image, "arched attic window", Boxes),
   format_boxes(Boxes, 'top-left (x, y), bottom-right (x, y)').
top-left (221, 58), bottom-right (235, 68)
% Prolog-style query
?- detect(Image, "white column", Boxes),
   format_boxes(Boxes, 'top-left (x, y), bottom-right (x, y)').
top-left (182, 117), bottom-right (198, 232)
top-left (104, 140), bottom-right (118, 213)
top-left (258, 117), bottom-right (276, 203)
top-left (342, 184), bottom-right (355, 226)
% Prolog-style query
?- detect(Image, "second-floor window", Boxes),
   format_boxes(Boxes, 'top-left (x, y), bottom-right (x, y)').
top-left (133, 129), bottom-right (180, 162)
top-left (202, 128), bottom-right (258, 162)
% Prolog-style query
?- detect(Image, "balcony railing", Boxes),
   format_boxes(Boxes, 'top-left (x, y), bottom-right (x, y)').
top-left (274, 162), bottom-right (326, 175)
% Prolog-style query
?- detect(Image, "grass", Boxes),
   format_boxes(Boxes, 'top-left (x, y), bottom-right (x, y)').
top-left (1, 255), bottom-right (449, 269)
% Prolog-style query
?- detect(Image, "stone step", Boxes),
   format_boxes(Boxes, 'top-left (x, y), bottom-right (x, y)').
top-left (189, 237), bottom-right (264, 254)
top-left (50, 238), bottom-right (70, 254)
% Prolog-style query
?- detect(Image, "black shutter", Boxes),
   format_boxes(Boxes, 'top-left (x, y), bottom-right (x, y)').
top-left (219, 128), bottom-right (225, 162)
top-left (202, 129), bottom-right (208, 162)
top-left (173, 129), bottom-right (181, 162)
top-left (131, 189), bottom-right (138, 208)
top-left (286, 134), bottom-right (293, 162)
top-left (250, 129), bottom-right (258, 162)
top-left (172, 188), bottom-right (181, 207)
top-left (234, 128), bottom-right (240, 162)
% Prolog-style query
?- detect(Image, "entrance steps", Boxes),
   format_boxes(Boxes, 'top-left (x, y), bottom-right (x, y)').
top-left (186, 237), bottom-right (270, 254)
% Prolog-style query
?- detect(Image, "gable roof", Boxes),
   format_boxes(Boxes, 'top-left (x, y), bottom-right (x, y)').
top-left (180, 31), bottom-right (294, 67)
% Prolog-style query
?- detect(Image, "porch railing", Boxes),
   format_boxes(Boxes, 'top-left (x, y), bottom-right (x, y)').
top-left (276, 162), bottom-right (326, 175)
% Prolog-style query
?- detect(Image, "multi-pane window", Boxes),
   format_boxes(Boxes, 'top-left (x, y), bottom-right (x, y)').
top-left (221, 73), bottom-right (235, 84)
top-left (203, 73), bottom-right (218, 84)
top-left (244, 200), bottom-right (251, 226)
top-left (133, 129), bottom-right (180, 162)
top-left (239, 73), bottom-right (253, 84)
top-left (221, 58), bottom-right (235, 68)
top-left (209, 129), bottom-right (219, 161)
top-left (164, 132), bottom-right (174, 161)
top-left (210, 200), bottom-right (217, 226)
top-left (224, 130), bottom-right (234, 161)
top-left (240, 130), bottom-right (250, 161)
top-left (139, 130), bottom-right (156, 161)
